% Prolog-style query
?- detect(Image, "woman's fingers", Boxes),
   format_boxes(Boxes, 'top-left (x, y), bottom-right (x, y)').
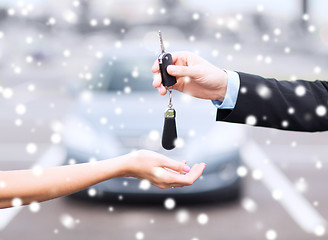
top-left (158, 163), bottom-right (206, 188)
top-left (161, 159), bottom-right (191, 174)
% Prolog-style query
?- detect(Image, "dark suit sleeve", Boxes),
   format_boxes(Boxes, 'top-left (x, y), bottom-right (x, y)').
top-left (216, 72), bottom-right (328, 132)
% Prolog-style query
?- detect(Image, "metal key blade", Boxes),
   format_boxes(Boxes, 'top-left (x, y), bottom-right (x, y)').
top-left (158, 30), bottom-right (165, 53)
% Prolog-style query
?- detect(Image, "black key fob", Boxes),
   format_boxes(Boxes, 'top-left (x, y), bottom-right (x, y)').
top-left (158, 53), bottom-right (177, 87)
top-left (162, 108), bottom-right (177, 150)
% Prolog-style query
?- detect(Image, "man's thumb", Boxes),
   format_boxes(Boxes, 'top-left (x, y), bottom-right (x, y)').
top-left (167, 65), bottom-right (197, 78)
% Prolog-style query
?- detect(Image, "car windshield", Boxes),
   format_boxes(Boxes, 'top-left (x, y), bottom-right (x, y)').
top-left (93, 58), bottom-right (155, 92)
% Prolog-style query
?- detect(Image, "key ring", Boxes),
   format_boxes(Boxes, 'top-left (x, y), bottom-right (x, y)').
top-left (168, 89), bottom-right (173, 109)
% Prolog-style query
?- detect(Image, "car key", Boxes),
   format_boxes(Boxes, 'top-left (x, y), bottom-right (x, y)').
top-left (158, 30), bottom-right (177, 87)
top-left (158, 30), bottom-right (178, 150)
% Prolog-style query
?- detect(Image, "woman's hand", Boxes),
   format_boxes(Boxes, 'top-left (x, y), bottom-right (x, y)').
top-left (152, 51), bottom-right (228, 101)
top-left (124, 150), bottom-right (206, 189)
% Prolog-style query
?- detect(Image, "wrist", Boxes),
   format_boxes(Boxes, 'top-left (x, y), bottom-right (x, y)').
top-left (214, 69), bottom-right (228, 101)
top-left (101, 154), bottom-right (133, 178)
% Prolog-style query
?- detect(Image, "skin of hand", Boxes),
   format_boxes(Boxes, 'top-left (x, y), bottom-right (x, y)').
top-left (0, 150), bottom-right (205, 208)
top-left (152, 51), bottom-right (228, 101)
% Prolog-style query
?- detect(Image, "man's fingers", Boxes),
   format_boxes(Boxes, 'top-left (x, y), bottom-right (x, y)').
top-left (153, 73), bottom-right (167, 95)
top-left (167, 65), bottom-right (198, 78)
top-left (158, 85), bottom-right (167, 95)
top-left (152, 73), bottom-right (162, 88)
top-left (152, 60), bottom-right (159, 73)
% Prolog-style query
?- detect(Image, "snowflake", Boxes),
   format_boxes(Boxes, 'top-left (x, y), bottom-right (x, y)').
top-left (197, 213), bottom-right (209, 225)
top-left (148, 130), bottom-right (160, 141)
top-left (14, 66), bottom-right (22, 74)
top-left (272, 189), bottom-right (283, 201)
top-left (313, 66), bottom-right (321, 74)
top-left (115, 41), bottom-right (122, 48)
top-left (215, 32), bottom-right (222, 39)
top-left (240, 86), bottom-right (247, 94)
top-left (281, 120), bottom-right (288, 128)
top-left (211, 50), bottom-right (219, 57)
top-left (302, 14), bottom-right (310, 21)
top-left (164, 198), bottom-right (176, 210)
top-left (26, 56), bottom-right (34, 63)
top-left (315, 105), bottom-right (326, 117)
top-left (314, 225), bottom-right (326, 236)
top-left (235, 14), bottom-right (243, 21)
top-left (12, 198), bottom-right (23, 207)
top-left (264, 56), bottom-right (272, 64)
top-left (294, 178), bottom-right (308, 193)
top-left (192, 13), bottom-right (200, 21)
top-left (25, 36), bottom-right (33, 44)
top-left (176, 209), bottom-right (190, 224)
top-left (241, 197), bottom-right (257, 213)
top-left (100, 117), bottom-right (108, 125)
top-left (32, 165), bottom-right (43, 176)
top-left (103, 18), bottom-right (111, 26)
top-left (8, 9), bottom-right (15, 16)
top-left (68, 158), bottom-right (76, 165)
top-left (90, 19), bottom-right (98, 27)
top-left (273, 28), bottom-right (281, 36)
top-left (124, 86), bottom-right (131, 94)
top-left (0, 181), bottom-right (6, 188)
top-left (16, 104), bottom-right (27, 115)
top-left (257, 4), bottom-right (264, 12)
top-left (88, 188), bottom-right (97, 197)
top-left (60, 214), bottom-right (77, 229)
top-left (265, 229), bottom-right (277, 240)
top-left (95, 51), bottom-right (103, 59)
top-left (295, 85), bottom-right (306, 97)
top-left (262, 34), bottom-right (270, 42)
top-left (26, 143), bottom-right (37, 154)
top-left (308, 25), bottom-right (316, 32)
top-left (216, 18), bottom-right (224, 26)
top-left (29, 201), bottom-right (40, 212)
top-left (174, 138), bottom-right (184, 148)
top-left (245, 115), bottom-right (257, 125)
top-left (256, 84), bottom-right (271, 99)
top-left (284, 47), bottom-right (291, 54)
top-left (252, 169), bottom-right (262, 180)
top-left (63, 50), bottom-right (71, 58)
top-left (73, 0), bottom-right (80, 7)
top-left (135, 231), bottom-right (145, 240)
top-left (315, 161), bottom-right (322, 169)
top-left (236, 166), bottom-right (248, 177)
top-left (188, 129), bottom-right (196, 137)
top-left (51, 133), bottom-right (61, 144)
top-left (234, 43), bottom-right (241, 51)
top-left (15, 119), bottom-right (23, 127)
top-left (288, 107), bottom-right (295, 114)
top-left (139, 179), bottom-right (151, 191)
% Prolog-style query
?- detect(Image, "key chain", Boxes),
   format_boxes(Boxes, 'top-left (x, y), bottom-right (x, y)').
top-left (158, 30), bottom-right (177, 150)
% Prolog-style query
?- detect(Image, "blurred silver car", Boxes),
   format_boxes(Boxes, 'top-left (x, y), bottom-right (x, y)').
top-left (63, 42), bottom-right (246, 204)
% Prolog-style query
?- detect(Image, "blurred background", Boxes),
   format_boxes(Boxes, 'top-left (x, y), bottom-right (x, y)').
top-left (1, 0), bottom-right (328, 239)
